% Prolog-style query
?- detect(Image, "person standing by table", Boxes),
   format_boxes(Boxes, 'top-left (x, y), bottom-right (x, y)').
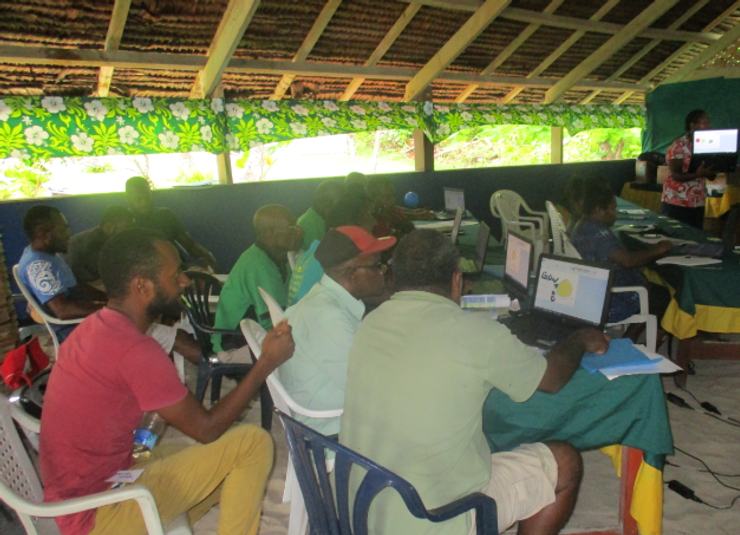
top-left (661, 110), bottom-right (716, 229)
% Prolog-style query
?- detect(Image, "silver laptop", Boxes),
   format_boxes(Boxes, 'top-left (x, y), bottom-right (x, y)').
top-left (435, 188), bottom-right (465, 220)
top-left (460, 221), bottom-right (491, 276)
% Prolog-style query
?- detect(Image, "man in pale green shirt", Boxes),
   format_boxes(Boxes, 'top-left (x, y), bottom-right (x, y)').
top-left (288, 192), bottom-right (376, 306)
top-left (297, 180), bottom-right (345, 250)
top-left (281, 226), bottom-right (396, 435)
top-left (213, 205), bottom-right (299, 351)
top-left (340, 230), bottom-right (609, 535)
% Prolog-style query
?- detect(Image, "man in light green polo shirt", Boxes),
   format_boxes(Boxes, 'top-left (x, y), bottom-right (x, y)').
top-left (297, 180), bottom-right (345, 251)
top-left (281, 226), bottom-right (395, 435)
top-left (340, 229), bottom-right (609, 535)
top-left (213, 205), bottom-right (300, 352)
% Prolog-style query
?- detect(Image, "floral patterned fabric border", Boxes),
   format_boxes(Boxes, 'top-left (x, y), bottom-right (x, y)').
top-left (432, 103), bottom-right (646, 143)
top-left (224, 99), bottom-right (433, 151)
top-left (0, 97), bottom-right (228, 160)
top-left (0, 96), bottom-right (644, 159)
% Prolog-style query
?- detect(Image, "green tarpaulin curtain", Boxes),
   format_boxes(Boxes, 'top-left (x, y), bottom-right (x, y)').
top-left (644, 77), bottom-right (740, 154)
top-left (0, 96), bottom-right (645, 160)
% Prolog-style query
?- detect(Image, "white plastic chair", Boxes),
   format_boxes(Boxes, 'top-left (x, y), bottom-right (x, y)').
top-left (546, 201), bottom-right (568, 256)
top-left (491, 190), bottom-right (549, 263)
top-left (240, 319), bottom-right (342, 535)
top-left (13, 265), bottom-right (83, 356)
top-left (258, 286), bottom-right (285, 326)
top-left (559, 233), bottom-right (658, 353)
top-left (0, 395), bottom-right (193, 535)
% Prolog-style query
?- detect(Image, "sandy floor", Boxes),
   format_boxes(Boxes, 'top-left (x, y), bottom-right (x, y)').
top-left (174, 354), bottom-right (740, 535)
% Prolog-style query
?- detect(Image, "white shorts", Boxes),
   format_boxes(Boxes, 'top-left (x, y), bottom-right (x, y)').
top-left (471, 443), bottom-right (558, 534)
top-left (146, 323), bottom-right (178, 354)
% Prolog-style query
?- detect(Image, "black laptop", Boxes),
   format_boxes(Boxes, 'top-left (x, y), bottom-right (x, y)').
top-left (499, 255), bottom-right (614, 348)
top-left (689, 129), bottom-right (739, 174)
top-left (467, 228), bottom-right (534, 296)
top-left (460, 221), bottom-right (491, 277)
top-left (674, 207), bottom-right (739, 258)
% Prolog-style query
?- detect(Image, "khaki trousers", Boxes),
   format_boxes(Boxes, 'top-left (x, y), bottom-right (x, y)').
top-left (89, 425), bottom-right (273, 535)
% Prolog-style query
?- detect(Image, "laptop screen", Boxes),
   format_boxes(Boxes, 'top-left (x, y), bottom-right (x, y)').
top-left (444, 188), bottom-right (465, 213)
top-left (504, 231), bottom-right (533, 295)
top-left (449, 207), bottom-right (464, 244)
top-left (693, 129), bottom-right (739, 154)
top-left (532, 256), bottom-right (612, 327)
top-left (473, 221), bottom-right (491, 272)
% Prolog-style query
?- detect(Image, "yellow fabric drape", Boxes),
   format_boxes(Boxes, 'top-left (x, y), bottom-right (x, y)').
top-left (599, 445), bottom-right (663, 535)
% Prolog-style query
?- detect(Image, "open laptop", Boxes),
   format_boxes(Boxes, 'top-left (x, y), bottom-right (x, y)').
top-left (435, 188), bottom-right (465, 220)
top-left (689, 129), bottom-right (739, 174)
top-left (674, 207), bottom-right (739, 258)
top-left (460, 221), bottom-right (491, 277)
top-left (499, 255), bottom-right (614, 348)
top-left (503, 230), bottom-right (534, 303)
top-left (449, 207), bottom-right (464, 244)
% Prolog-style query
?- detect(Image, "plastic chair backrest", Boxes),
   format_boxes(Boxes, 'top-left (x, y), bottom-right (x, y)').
top-left (12, 265), bottom-right (82, 355)
top-left (276, 409), bottom-right (498, 535)
top-left (182, 271), bottom-right (222, 354)
top-left (545, 201), bottom-right (565, 255)
top-left (258, 287), bottom-right (285, 326)
top-left (561, 233), bottom-right (582, 259)
top-left (493, 190), bottom-right (525, 224)
top-left (0, 396), bottom-right (59, 535)
top-left (239, 319), bottom-right (342, 419)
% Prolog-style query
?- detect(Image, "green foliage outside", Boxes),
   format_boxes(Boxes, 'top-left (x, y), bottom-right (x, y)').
top-left (0, 159), bottom-right (50, 199)
top-left (175, 170), bottom-right (215, 184)
top-left (354, 126), bottom-right (642, 169)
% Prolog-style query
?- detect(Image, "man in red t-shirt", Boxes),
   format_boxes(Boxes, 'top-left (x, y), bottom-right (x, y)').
top-left (40, 229), bottom-right (294, 535)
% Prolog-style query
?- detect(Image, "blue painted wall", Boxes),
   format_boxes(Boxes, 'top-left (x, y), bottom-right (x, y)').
top-left (1, 159), bottom-right (634, 316)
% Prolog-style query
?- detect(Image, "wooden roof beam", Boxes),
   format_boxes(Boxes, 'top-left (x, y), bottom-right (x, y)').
top-left (189, 0), bottom-right (261, 99)
top-left (340, 3), bottom-right (420, 101)
top-left (614, 0), bottom-right (740, 103)
top-left (95, 0), bottom-right (132, 97)
top-left (404, 0), bottom-right (510, 102)
top-left (400, 1), bottom-right (719, 43)
top-left (454, 0), bottom-right (564, 103)
top-left (581, 0), bottom-right (709, 104)
top-left (498, 0), bottom-right (620, 104)
top-left (662, 22), bottom-right (740, 84)
top-left (270, 0), bottom-right (342, 100)
top-left (0, 45), bottom-right (650, 92)
top-left (545, 0), bottom-right (679, 104)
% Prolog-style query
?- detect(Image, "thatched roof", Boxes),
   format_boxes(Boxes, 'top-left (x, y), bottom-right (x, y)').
top-left (0, 0), bottom-right (739, 104)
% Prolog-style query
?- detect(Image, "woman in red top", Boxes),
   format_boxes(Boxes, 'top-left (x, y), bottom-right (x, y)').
top-left (661, 109), bottom-right (716, 229)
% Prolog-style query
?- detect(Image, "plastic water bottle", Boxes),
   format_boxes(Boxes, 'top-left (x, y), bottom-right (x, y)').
top-left (132, 412), bottom-right (166, 459)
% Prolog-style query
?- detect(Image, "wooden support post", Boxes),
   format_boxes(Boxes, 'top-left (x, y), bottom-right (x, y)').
top-left (413, 129), bottom-right (435, 173)
top-left (213, 85), bottom-right (233, 185)
top-left (551, 126), bottom-right (563, 164)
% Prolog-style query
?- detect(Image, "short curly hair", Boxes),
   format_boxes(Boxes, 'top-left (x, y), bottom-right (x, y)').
top-left (23, 205), bottom-right (62, 240)
top-left (393, 230), bottom-right (460, 296)
top-left (99, 229), bottom-right (166, 299)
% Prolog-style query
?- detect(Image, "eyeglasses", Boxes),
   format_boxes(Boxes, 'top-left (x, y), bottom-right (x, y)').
top-left (350, 261), bottom-right (386, 272)
top-left (273, 225), bottom-right (300, 234)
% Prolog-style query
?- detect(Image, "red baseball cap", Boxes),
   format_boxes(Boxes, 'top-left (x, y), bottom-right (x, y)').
top-left (315, 226), bottom-right (396, 270)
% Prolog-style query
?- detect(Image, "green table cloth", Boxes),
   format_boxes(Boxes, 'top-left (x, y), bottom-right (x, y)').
top-left (616, 198), bottom-right (740, 338)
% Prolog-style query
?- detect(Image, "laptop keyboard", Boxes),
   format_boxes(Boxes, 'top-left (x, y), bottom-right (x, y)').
top-left (472, 279), bottom-right (506, 295)
top-left (459, 258), bottom-right (477, 273)
top-left (499, 314), bottom-right (575, 346)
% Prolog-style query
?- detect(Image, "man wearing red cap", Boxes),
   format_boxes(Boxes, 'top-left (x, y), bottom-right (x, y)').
top-left (281, 226), bottom-right (395, 435)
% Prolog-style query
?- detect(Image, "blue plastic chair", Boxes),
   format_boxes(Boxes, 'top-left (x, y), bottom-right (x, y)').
top-left (276, 409), bottom-right (499, 535)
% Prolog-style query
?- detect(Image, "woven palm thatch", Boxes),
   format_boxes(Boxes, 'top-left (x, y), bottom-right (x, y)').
top-left (0, 0), bottom-right (738, 104)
